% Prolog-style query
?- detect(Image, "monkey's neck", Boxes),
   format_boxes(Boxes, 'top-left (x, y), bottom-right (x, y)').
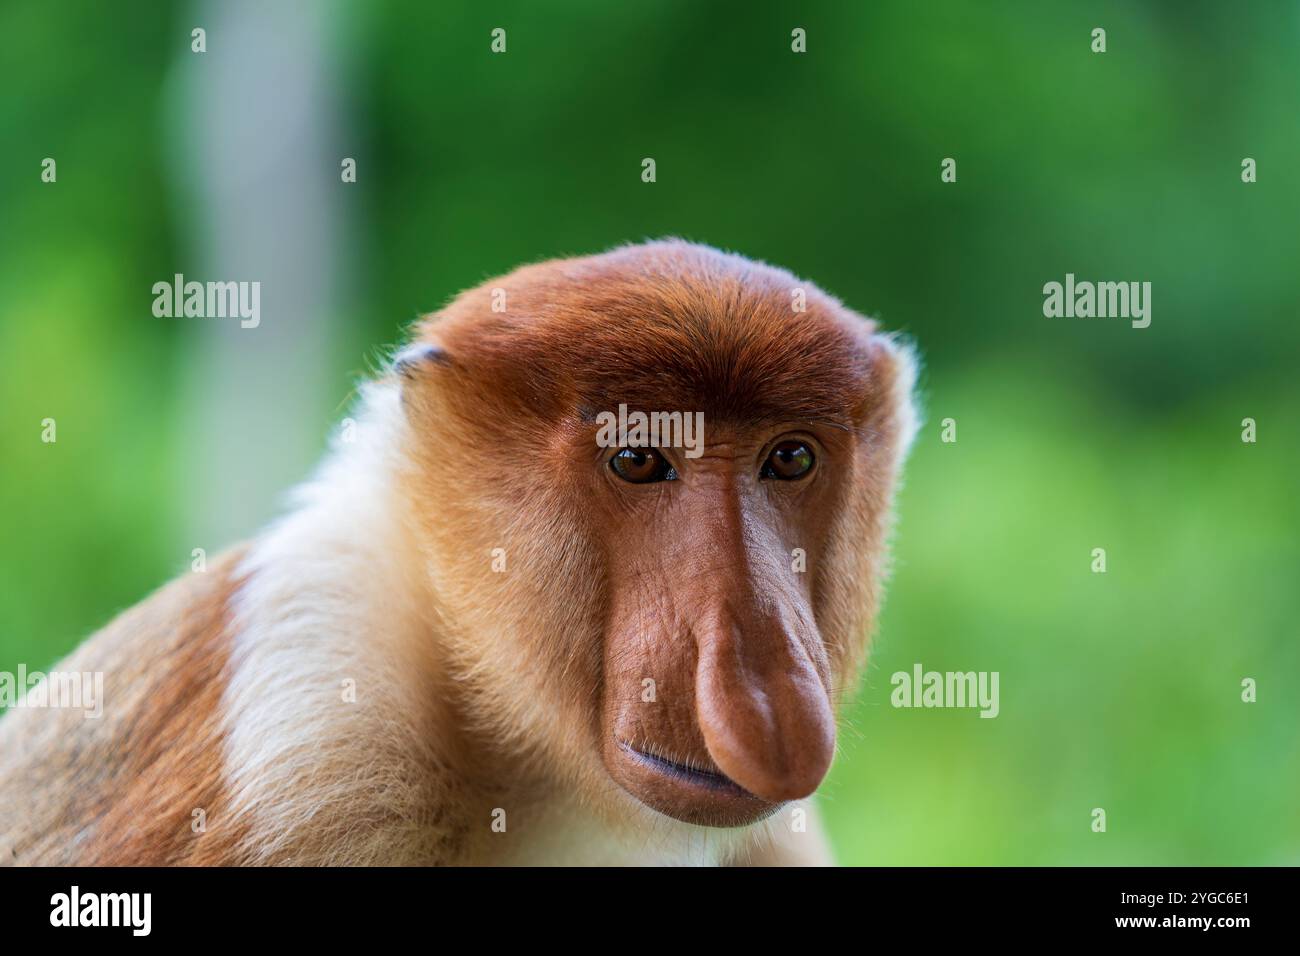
top-left (217, 383), bottom-right (472, 863)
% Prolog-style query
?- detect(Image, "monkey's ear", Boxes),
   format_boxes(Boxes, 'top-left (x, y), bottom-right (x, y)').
top-left (392, 342), bottom-right (452, 380)
top-left (866, 330), bottom-right (922, 462)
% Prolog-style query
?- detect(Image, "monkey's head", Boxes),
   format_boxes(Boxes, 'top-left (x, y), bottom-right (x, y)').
top-left (398, 241), bottom-right (917, 830)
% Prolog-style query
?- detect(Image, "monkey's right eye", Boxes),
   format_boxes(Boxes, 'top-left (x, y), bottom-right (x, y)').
top-left (609, 448), bottom-right (677, 483)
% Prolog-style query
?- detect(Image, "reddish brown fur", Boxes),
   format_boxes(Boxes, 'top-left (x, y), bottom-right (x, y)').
top-left (412, 242), bottom-right (884, 432)
top-left (0, 550), bottom-right (250, 865)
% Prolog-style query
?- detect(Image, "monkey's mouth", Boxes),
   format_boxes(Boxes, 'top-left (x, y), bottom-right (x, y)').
top-left (608, 737), bottom-right (782, 827)
top-left (617, 740), bottom-right (750, 795)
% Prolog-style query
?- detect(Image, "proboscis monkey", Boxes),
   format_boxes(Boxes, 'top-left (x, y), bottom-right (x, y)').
top-left (0, 240), bottom-right (917, 866)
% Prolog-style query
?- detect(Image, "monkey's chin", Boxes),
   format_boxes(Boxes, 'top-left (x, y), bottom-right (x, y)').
top-left (605, 739), bottom-right (783, 828)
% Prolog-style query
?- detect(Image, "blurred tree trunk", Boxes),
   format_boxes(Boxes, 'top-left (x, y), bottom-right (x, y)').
top-left (171, 0), bottom-right (355, 551)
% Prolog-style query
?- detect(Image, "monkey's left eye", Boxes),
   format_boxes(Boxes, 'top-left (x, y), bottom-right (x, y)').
top-left (761, 440), bottom-right (815, 480)
top-left (610, 448), bottom-right (677, 483)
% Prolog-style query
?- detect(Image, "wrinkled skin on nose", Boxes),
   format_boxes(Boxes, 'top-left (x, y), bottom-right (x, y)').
top-left (693, 595), bottom-right (835, 801)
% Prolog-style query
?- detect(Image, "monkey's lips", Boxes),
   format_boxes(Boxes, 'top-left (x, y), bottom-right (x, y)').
top-left (619, 741), bottom-right (738, 791)
top-left (609, 739), bottom-right (781, 827)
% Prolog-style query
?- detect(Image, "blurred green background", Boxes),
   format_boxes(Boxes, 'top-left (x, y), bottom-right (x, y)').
top-left (1, 0), bottom-right (1296, 864)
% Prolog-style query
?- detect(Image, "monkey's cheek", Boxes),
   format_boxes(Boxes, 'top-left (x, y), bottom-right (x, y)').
top-left (601, 737), bottom-right (783, 829)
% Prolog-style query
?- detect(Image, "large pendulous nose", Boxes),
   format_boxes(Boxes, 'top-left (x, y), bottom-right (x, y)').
top-left (693, 608), bottom-right (836, 803)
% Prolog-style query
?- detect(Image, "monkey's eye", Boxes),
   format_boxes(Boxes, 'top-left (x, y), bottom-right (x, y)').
top-left (761, 440), bottom-right (815, 480)
top-left (610, 448), bottom-right (677, 483)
